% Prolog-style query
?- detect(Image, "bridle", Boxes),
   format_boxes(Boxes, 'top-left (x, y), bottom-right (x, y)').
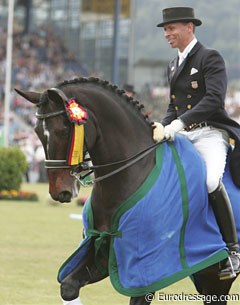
top-left (36, 95), bottom-right (166, 186)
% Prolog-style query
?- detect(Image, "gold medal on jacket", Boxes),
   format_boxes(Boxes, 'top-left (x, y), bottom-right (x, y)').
top-left (191, 81), bottom-right (198, 89)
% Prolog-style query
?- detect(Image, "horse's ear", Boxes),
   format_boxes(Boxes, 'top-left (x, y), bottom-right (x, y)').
top-left (47, 88), bottom-right (68, 104)
top-left (15, 88), bottom-right (41, 105)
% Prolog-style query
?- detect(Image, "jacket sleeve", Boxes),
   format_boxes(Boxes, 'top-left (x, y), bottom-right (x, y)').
top-left (179, 49), bottom-right (227, 127)
top-left (161, 100), bottom-right (177, 126)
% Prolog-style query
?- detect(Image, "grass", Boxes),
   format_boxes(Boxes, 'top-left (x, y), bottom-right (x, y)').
top-left (0, 183), bottom-right (239, 305)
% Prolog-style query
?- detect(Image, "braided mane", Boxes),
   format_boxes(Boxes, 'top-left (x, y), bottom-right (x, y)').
top-left (56, 77), bottom-right (153, 126)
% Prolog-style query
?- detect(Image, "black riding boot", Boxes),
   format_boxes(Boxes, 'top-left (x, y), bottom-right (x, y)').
top-left (209, 181), bottom-right (240, 280)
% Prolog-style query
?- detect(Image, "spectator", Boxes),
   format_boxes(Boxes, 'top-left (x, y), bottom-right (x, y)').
top-left (123, 84), bottom-right (136, 98)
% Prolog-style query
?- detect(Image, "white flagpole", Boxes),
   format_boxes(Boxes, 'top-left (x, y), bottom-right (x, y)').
top-left (4, 0), bottom-right (15, 147)
top-left (128, 0), bottom-right (136, 84)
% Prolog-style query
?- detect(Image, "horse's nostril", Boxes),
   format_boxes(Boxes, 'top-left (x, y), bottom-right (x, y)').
top-left (58, 191), bottom-right (72, 203)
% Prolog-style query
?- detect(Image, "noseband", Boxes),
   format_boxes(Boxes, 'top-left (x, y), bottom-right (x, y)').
top-left (36, 90), bottom-right (166, 186)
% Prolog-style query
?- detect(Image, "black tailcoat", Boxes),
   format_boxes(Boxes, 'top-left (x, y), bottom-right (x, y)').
top-left (162, 41), bottom-right (240, 187)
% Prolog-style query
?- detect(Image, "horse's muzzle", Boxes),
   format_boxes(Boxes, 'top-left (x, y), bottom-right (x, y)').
top-left (48, 169), bottom-right (80, 203)
top-left (58, 191), bottom-right (72, 203)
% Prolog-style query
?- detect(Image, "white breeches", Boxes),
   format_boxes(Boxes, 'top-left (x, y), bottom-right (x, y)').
top-left (180, 126), bottom-right (230, 193)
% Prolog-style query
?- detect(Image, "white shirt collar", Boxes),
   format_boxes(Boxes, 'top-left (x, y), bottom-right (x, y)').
top-left (178, 37), bottom-right (197, 65)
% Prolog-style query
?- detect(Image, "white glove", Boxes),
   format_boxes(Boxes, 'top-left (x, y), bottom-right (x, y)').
top-left (164, 119), bottom-right (185, 141)
top-left (152, 122), bottom-right (165, 142)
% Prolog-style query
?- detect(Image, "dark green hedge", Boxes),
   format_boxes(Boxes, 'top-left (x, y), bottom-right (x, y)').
top-left (0, 147), bottom-right (28, 191)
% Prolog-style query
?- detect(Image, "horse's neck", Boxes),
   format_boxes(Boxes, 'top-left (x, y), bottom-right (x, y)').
top-left (88, 101), bottom-right (153, 168)
top-left (82, 91), bottom-right (155, 228)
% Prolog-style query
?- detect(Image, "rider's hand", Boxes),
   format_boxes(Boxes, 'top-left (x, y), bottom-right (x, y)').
top-left (152, 122), bottom-right (165, 142)
top-left (164, 119), bottom-right (185, 141)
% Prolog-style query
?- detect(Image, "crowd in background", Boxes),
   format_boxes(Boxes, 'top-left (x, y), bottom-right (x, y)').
top-left (0, 25), bottom-right (240, 182)
top-left (1, 25), bottom-right (87, 125)
top-left (0, 25), bottom-right (88, 182)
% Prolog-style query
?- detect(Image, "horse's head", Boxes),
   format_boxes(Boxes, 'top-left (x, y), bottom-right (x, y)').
top-left (15, 87), bottom-right (95, 203)
top-left (16, 78), bottom-right (155, 203)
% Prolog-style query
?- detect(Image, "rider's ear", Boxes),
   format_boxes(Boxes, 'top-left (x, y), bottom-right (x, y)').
top-left (15, 88), bottom-right (40, 104)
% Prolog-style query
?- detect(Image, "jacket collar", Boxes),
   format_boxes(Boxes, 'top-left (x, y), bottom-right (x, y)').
top-left (178, 37), bottom-right (198, 64)
top-left (188, 41), bottom-right (202, 58)
top-left (169, 41), bottom-right (203, 86)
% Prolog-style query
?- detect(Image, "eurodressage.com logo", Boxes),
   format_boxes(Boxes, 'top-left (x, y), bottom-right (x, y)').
top-left (144, 292), bottom-right (240, 303)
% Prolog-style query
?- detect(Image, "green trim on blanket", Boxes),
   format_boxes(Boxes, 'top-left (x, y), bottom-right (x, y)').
top-left (110, 144), bottom-right (164, 230)
top-left (57, 237), bottom-right (92, 283)
top-left (82, 143), bottom-right (228, 297)
top-left (85, 145), bottom-right (165, 276)
top-left (107, 143), bottom-right (228, 296)
top-left (57, 199), bottom-right (94, 282)
top-left (168, 143), bottom-right (189, 269)
top-left (109, 249), bottom-right (227, 297)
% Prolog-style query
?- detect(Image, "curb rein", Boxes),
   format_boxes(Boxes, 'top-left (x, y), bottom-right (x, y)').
top-left (72, 140), bottom-right (166, 186)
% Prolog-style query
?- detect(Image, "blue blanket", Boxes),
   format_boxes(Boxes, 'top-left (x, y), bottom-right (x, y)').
top-left (58, 135), bottom-right (240, 297)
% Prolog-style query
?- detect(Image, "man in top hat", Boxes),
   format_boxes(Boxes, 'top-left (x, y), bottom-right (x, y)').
top-left (153, 7), bottom-right (240, 280)
top-left (123, 84), bottom-right (136, 97)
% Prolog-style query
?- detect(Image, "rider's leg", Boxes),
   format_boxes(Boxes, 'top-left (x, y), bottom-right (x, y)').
top-left (182, 126), bottom-right (240, 279)
top-left (209, 181), bottom-right (240, 279)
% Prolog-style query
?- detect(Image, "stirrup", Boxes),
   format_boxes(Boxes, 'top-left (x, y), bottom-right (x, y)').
top-left (218, 251), bottom-right (240, 280)
top-left (218, 257), bottom-right (236, 280)
top-left (230, 250), bottom-right (240, 273)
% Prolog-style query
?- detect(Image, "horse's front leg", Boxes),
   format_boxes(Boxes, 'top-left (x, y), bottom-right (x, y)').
top-left (130, 293), bottom-right (155, 305)
top-left (60, 239), bottom-right (109, 304)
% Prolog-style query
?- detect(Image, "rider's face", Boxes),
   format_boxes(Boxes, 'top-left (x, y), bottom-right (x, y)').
top-left (163, 22), bottom-right (194, 52)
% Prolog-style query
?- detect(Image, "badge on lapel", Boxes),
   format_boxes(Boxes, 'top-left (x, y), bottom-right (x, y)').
top-left (191, 81), bottom-right (198, 89)
top-left (190, 67), bottom-right (198, 75)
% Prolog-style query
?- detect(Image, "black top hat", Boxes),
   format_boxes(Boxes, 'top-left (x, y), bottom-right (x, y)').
top-left (157, 7), bottom-right (202, 27)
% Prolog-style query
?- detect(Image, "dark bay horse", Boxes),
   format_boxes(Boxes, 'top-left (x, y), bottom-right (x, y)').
top-left (16, 77), bottom-right (238, 305)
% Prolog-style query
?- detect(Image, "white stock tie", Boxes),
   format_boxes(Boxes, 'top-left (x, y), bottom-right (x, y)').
top-left (178, 54), bottom-right (185, 66)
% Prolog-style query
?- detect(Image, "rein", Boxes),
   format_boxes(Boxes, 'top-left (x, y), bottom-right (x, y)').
top-left (70, 140), bottom-right (166, 186)
top-left (36, 95), bottom-right (166, 186)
